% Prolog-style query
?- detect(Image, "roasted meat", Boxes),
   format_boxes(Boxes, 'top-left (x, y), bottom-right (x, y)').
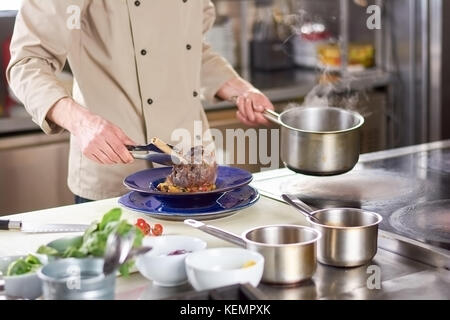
top-left (158, 146), bottom-right (218, 192)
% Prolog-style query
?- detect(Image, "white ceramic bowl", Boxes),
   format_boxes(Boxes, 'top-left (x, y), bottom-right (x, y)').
top-left (136, 235), bottom-right (207, 287)
top-left (185, 247), bottom-right (264, 291)
top-left (0, 254), bottom-right (48, 300)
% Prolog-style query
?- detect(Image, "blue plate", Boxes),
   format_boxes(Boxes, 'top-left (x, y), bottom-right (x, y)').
top-left (118, 185), bottom-right (260, 221)
top-left (123, 166), bottom-right (253, 198)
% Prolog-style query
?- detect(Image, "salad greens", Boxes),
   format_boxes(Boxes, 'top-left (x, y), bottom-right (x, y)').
top-left (6, 254), bottom-right (42, 276)
top-left (36, 208), bottom-right (144, 276)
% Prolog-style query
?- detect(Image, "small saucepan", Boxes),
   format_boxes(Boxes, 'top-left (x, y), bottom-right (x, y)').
top-left (264, 106), bottom-right (365, 176)
top-left (282, 194), bottom-right (383, 267)
top-left (184, 219), bottom-right (321, 285)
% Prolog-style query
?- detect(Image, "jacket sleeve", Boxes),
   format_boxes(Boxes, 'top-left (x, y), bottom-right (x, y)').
top-left (6, 0), bottom-right (84, 134)
top-left (200, 0), bottom-right (239, 103)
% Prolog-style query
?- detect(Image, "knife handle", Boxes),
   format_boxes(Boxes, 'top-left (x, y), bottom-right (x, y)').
top-left (0, 220), bottom-right (10, 230)
top-left (0, 220), bottom-right (21, 230)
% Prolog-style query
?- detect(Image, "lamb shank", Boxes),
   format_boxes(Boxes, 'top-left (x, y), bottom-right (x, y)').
top-left (157, 145), bottom-right (218, 192)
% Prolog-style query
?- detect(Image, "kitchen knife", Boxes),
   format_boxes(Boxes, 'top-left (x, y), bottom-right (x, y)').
top-left (0, 220), bottom-right (89, 233)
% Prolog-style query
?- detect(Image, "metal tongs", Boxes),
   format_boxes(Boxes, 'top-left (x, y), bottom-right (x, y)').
top-left (126, 137), bottom-right (188, 166)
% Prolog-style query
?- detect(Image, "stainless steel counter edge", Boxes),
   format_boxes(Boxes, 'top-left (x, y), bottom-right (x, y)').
top-left (379, 230), bottom-right (450, 269)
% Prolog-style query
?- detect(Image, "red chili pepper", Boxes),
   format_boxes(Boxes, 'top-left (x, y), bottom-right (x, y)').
top-left (151, 224), bottom-right (163, 236)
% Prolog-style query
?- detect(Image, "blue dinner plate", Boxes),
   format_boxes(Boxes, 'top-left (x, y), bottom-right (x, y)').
top-left (123, 166), bottom-right (253, 198)
top-left (118, 185), bottom-right (260, 221)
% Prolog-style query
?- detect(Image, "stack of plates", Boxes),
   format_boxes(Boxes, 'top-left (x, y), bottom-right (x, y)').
top-left (119, 166), bottom-right (259, 221)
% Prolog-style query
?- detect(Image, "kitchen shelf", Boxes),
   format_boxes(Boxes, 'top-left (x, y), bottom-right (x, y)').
top-left (0, 105), bottom-right (40, 136)
top-left (0, 117), bottom-right (40, 136)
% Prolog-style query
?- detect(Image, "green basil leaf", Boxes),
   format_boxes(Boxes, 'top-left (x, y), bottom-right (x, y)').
top-left (37, 245), bottom-right (60, 257)
top-left (62, 246), bottom-right (87, 258)
top-left (6, 258), bottom-right (31, 276)
top-left (133, 227), bottom-right (144, 248)
top-left (99, 208), bottom-right (122, 231)
top-left (24, 254), bottom-right (41, 265)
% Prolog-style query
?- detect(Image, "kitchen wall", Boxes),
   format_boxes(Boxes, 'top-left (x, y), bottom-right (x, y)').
top-left (0, 12), bottom-right (15, 110)
top-left (385, 0), bottom-right (449, 144)
top-left (441, 0), bottom-right (450, 140)
top-left (0, 11), bottom-right (73, 216)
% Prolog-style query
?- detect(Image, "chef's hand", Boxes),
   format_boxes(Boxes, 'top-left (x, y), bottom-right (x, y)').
top-left (47, 97), bottom-right (136, 165)
top-left (216, 77), bottom-right (275, 127)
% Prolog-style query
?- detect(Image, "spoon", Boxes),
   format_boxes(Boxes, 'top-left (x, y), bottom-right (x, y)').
top-left (125, 246), bottom-right (153, 261)
top-left (281, 194), bottom-right (322, 224)
top-left (103, 232), bottom-right (135, 275)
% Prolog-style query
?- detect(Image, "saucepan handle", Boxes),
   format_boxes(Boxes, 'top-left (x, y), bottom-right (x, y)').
top-left (263, 109), bottom-right (282, 125)
top-left (281, 194), bottom-right (321, 224)
top-left (184, 219), bottom-right (247, 248)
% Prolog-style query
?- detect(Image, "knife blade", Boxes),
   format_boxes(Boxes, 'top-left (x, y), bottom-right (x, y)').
top-left (0, 220), bottom-right (89, 233)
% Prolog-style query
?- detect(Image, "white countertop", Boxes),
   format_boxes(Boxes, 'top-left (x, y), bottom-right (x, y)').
top-left (0, 191), bottom-right (305, 257)
top-left (0, 189), bottom-right (311, 299)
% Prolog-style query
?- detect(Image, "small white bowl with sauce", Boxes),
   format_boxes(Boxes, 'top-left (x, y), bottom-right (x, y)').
top-left (136, 235), bottom-right (207, 287)
top-left (185, 247), bottom-right (264, 291)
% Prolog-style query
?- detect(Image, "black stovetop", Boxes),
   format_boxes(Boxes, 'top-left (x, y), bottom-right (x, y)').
top-left (254, 143), bottom-right (450, 251)
top-left (357, 147), bottom-right (450, 249)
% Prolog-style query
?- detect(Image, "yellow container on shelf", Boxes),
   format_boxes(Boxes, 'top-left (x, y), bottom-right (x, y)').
top-left (317, 43), bottom-right (375, 69)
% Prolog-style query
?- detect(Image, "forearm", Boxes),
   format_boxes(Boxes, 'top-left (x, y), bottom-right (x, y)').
top-left (215, 76), bottom-right (256, 101)
top-left (217, 76), bottom-right (274, 126)
top-left (46, 97), bottom-right (136, 164)
top-left (46, 97), bottom-right (86, 135)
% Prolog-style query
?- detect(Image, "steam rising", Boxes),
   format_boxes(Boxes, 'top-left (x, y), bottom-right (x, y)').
top-left (279, 8), bottom-right (372, 118)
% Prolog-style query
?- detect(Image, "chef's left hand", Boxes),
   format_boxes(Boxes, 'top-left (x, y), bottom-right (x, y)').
top-left (216, 77), bottom-right (275, 127)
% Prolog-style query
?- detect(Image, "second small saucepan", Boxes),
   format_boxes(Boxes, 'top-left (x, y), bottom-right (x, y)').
top-left (184, 220), bottom-right (321, 285)
top-left (282, 194), bottom-right (383, 267)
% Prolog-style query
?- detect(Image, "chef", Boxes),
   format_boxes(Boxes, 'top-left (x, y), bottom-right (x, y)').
top-left (7, 0), bottom-right (274, 203)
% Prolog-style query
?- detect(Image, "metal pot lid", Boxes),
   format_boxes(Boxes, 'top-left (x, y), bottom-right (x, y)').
top-left (389, 199), bottom-right (450, 250)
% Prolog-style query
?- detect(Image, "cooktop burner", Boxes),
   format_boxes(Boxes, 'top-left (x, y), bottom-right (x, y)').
top-left (252, 142), bottom-right (450, 254)
top-left (279, 169), bottom-right (430, 208)
top-left (390, 200), bottom-right (450, 250)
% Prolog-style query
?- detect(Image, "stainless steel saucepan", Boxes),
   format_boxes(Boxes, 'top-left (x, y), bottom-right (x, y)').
top-left (184, 219), bottom-right (321, 285)
top-left (264, 106), bottom-right (365, 176)
top-left (282, 194), bottom-right (383, 267)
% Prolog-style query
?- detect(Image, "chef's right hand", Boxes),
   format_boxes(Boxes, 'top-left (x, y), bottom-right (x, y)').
top-left (47, 98), bottom-right (136, 165)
